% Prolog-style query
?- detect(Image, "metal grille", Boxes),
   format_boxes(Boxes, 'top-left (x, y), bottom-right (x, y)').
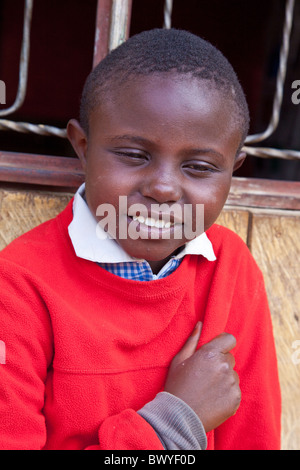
top-left (0, 0), bottom-right (299, 162)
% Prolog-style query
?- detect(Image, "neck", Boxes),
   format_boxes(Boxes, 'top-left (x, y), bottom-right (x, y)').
top-left (147, 259), bottom-right (170, 275)
top-left (147, 247), bottom-right (183, 274)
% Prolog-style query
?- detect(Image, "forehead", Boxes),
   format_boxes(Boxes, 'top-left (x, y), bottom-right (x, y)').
top-left (89, 74), bottom-right (242, 152)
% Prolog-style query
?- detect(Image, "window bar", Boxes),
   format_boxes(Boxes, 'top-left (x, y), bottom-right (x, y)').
top-left (0, 0), bottom-right (300, 168)
top-left (163, 0), bottom-right (173, 29)
top-left (0, 0), bottom-right (132, 138)
top-left (0, 0), bottom-right (33, 117)
top-left (245, 0), bottom-right (295, 145)
top-left (109, 0), bottom-right (132, 52)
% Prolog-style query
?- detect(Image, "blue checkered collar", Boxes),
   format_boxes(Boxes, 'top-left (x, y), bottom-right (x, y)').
top-left (68, 183), bottom-right (216, 265)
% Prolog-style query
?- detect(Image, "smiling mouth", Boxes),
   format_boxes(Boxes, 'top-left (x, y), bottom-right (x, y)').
top-left (126, 213), bottom-right (185, 241)
top-left (131, 215), bottom-right (175, 229)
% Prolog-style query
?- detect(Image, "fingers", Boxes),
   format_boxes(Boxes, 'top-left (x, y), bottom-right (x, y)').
top-left (205, 332), bottom-right (237, 354)
top-left (171, 321), bottom-right (202, 367)
top-left (170, 323), bottom-right (236, 372)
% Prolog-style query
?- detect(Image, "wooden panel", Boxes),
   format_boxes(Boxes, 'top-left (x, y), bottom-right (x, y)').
top-left (0, 151), bottom-right (84, 188)
top-left (250, 212), bottom-right (300, 450)
top-left (216, 207), bottom-right (250, 245)
top-left (227, 177), bottom-right (300, 210)
top-left (0, 188), bottom-right (72, 249)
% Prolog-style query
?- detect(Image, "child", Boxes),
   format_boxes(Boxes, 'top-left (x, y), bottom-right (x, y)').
top-left (0, 29), bottom-right (281, 450)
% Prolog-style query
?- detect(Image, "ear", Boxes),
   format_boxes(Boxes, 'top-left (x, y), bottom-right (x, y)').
top-left (67, 119), bottom-right (88, 171)
top-left (233, 151), bottom-right (246, 173)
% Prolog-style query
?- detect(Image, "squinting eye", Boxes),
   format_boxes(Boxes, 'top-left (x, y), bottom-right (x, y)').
top-left (188, 164), bottom-right (209, 171)
top-left (115, 151), bottom-right (148, 160)
top-left (184, 163), bottom-right (214, 173)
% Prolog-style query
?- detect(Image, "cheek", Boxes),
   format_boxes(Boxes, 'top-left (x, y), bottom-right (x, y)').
top-left (191, 181), bottom-right (231, 230)
top-left (84, 177), bottom-right (111, 221)
top-left (84, 161), bottom-right (117, 202)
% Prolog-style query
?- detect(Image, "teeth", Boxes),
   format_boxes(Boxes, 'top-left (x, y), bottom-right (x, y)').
top-left (154, 219), bottom-right (164, 228)
top-left (145, 217), bottom-right (155, 227)
top-left (132, 215), bottom-right (174, 229)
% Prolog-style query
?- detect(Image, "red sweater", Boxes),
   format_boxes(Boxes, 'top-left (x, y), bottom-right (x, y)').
top-left (0, 200), bottom-right (281, 450)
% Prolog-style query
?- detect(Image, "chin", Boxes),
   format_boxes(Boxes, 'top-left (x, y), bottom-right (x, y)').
top-left (120, 239), bottom-right (183, 262)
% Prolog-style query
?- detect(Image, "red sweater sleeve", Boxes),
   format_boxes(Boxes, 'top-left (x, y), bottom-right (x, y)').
top-left (87, 410), bottom-right (164, 450)
top-left (0, 259), bottom-right (163, 450)
top-left (0, 261), bottom-right (52, 449)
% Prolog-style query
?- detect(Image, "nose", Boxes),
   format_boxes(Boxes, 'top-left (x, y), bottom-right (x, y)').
top-left (140, 163), bottom-right (182, 204)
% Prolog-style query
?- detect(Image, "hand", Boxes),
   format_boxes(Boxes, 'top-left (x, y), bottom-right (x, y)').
top-left (164, 322), bottom-right (241, 433)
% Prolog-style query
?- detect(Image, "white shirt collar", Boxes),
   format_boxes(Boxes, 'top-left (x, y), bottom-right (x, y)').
top-left (68, 183), bottom-right (216, 264)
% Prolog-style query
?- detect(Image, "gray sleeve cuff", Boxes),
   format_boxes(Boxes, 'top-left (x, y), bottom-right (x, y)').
top-left (137, 391), bottom-right (207, 450)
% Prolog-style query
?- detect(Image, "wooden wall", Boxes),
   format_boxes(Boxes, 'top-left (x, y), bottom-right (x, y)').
top-left (217, 207), bottom-right (300, 450)
top-left (0, 185), bottom-right (299, 450)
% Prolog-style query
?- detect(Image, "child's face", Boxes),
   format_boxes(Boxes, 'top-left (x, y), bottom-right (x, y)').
top-left (68, 74), bottom-right (245, 271)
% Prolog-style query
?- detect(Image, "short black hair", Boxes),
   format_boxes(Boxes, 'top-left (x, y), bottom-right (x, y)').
top-left (80, 28), bottom-right (249, 147)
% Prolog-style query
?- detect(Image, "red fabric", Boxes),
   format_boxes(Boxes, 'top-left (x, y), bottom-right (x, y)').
top-left (0, 200), bottom-right (281, 450)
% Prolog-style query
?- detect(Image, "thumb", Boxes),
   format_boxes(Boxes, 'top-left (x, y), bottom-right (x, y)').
top-left (171, 321), bottom-right (202, 368)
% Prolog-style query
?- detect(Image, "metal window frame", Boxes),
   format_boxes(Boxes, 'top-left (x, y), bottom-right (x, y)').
top-left (0, 0), bottom-right (132, 188)
top-left (0, 0), bottom-right (299, 210)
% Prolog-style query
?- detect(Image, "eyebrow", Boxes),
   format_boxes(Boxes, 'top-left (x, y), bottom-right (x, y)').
top-left (107, 134), bottom-right (225, 161)
top-left (108, 134), bottom-right (153, 146)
